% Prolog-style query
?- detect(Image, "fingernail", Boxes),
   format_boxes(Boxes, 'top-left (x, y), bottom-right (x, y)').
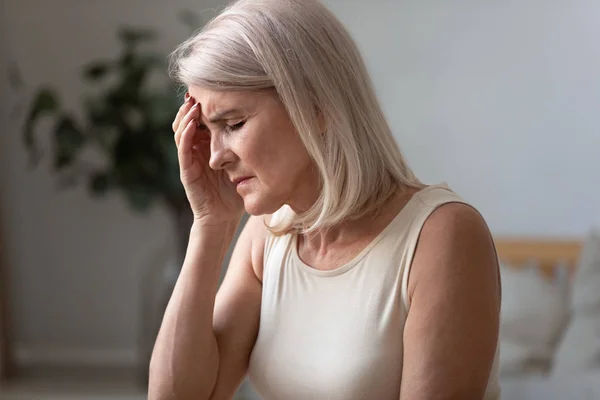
top-left (185, 92), bottom-right (190, 100)
top-left (191, 103), bottom-right (199, 109)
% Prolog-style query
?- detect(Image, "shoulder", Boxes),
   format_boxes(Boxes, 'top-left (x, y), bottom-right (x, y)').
top-left (243, 213), bottom-right (273, 283)
top-left (420, 201), bottom-right (492, 246)
top-left (408, 201), bottom-right (500, 304)
top-left (400, 201), bottom-right (501, 397)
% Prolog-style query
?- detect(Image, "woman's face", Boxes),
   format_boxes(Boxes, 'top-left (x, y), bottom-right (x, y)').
top-left (187, 87), bottom-right (318, 215)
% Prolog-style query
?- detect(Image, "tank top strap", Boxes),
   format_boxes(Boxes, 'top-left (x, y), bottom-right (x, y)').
top-left (262, 205), bottom-right (296, 285)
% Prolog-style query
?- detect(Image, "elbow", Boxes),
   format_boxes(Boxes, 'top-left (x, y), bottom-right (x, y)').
top-left (148, 357), bottom-right (177, 400)
top-left (148, 357), bottom-right (214, 400)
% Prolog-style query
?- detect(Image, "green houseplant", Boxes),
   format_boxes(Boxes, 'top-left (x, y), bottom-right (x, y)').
top-left (12, 14), bottom-right (207, 383)
top-left (20, 25), bottom-right (194, 259)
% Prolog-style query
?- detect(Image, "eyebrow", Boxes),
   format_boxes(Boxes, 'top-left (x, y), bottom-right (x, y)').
top-left (206, 108), bottom-right (243, 123)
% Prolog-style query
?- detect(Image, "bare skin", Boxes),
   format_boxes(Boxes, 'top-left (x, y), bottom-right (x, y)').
top-left (148, 88), bottom-right (500, 400)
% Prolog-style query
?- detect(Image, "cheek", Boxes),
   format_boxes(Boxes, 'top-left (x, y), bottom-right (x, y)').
top-left (235, 135), bottom-right (270, 171)
top-left (236, 128), bottom-right (280, 169)
top-left (265, 146), bottom-right (313, 194)
top-left (237, 116), bottom-right (311, 185)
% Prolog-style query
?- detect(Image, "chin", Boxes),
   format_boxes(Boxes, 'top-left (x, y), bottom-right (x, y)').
top-left (242, 192), bottom-right (283, 216)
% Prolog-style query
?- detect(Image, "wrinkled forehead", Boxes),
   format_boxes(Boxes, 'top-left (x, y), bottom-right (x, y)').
top-left (187, 87), bottom-right (240, 113)
top-left (188, 86), bottom-right (280, 119)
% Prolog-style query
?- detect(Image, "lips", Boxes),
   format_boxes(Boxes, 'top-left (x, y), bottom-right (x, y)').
top-left (232, 176), bottom-right (252, 185)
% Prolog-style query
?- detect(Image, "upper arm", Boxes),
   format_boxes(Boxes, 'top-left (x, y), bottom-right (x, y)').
top-left (209, 215), bottom-right (268, 400)
top-left (400, 203), bottom-right (500, 400)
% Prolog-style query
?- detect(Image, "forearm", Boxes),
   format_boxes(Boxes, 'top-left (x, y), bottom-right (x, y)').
top-left (149, 221), bottom-right (240, 400)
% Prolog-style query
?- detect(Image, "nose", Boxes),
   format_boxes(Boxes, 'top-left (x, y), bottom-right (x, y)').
top-left (208, 134), bottom-right (235, 170)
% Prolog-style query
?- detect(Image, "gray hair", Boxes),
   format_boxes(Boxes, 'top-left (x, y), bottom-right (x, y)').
top-left (169, 0), bottom-right (423, 234)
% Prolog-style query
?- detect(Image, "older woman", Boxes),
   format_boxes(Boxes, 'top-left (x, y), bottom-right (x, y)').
top-left (149, 0), bottom-right (501, 399)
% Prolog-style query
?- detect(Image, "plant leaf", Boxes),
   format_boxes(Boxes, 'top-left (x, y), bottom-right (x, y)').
top-left (89, 171), bottom-right (112, 196)
top-left (143, 54), bottom-right (165, 68)
top-left (53, 115), bottom-right (85, 170)
top-left (118, 27), bottom-right (157, 47)
top-left (125, 184), bottom-right (154, 212)
top-left (23, 89), bottom-right (60, 165)
top-left (83, 62), bottom-right (112, 82)
top-left (33, 89), bottom-right (59, 115)
top-left (145, 90), bottom-right (179, 129)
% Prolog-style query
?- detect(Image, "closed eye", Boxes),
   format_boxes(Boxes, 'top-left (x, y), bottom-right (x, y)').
top-left (225, 120), bottom-right (246, 133)
top-left (196, 123), bottom-right (211, 141)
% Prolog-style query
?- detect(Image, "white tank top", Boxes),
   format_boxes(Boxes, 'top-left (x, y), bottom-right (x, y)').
top-left (248, 184), bottom-right (501, 399)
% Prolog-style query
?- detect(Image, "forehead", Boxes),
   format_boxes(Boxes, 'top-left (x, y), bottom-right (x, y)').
top-left (188, 88), bottom-right (233, 113)
top-left (188, 86), bottom-right (280, 115)
top-left (187, 87), bottom-right (265, 115)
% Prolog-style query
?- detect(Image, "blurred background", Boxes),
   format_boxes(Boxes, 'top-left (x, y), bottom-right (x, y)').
top-left (1, 0), bottom-right (599, 399)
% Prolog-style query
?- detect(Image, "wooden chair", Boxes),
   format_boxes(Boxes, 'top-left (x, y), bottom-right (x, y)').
top-left (494, 237), bottom-right (582, 280)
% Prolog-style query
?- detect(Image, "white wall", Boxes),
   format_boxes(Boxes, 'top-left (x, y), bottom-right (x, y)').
top-left (323, 0), bottom-right (600, 236)
top-left (1, 0), bottom-right (599, 371)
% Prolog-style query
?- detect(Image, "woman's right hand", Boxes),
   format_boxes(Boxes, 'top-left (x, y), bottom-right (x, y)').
top-left (173, 94), bottom-right (245, 226)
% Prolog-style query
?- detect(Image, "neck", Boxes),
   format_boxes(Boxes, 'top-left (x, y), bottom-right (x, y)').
top-left (298, 188), bottom-right (413, 254)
